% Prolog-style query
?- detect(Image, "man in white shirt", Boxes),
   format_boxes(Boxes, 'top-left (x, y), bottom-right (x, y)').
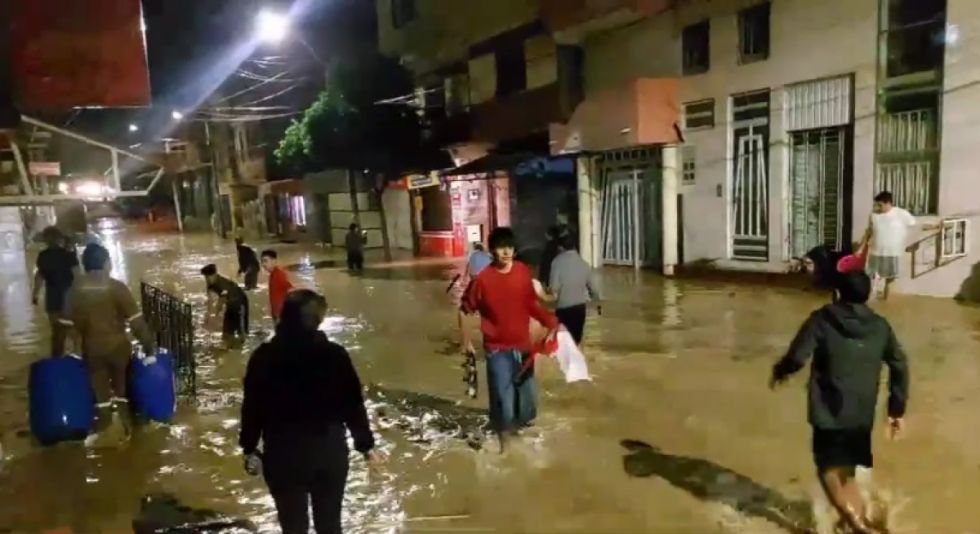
top-left (858, 191), bottom-right (916, 300)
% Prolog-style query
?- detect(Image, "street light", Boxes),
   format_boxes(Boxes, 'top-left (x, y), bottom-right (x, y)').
top-left (255, 10), bottom-right (290, 44)
top-left (128, 123), bottom-right (139, 132)
top-left (171, 110), bottom-right (184, 121)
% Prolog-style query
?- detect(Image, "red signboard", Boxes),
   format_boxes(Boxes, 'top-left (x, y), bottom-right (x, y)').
top-left (11, 0), bottom-right (151, 111)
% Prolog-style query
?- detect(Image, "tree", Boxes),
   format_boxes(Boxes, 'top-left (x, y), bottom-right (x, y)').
top-left (275, 53), bottom-right (425, 175)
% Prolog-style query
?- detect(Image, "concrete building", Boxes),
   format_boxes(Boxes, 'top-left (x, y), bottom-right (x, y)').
top-left (377, 0), bottom-right (580, 263)
top-left (548, 0), bottom-right (979, 298)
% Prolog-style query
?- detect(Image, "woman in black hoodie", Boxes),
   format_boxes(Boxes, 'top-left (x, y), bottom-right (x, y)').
top-left (239, 289), bottom-right (379, 534)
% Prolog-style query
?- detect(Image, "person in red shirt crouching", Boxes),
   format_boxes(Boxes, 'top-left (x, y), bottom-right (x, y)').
top-left (261, 250), bottom-right (294, 324)
top-left (461, 227), bottom-right (559, 450)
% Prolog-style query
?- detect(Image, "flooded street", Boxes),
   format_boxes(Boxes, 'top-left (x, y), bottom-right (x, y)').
top-left (1, 224), bottom-right (979, 533)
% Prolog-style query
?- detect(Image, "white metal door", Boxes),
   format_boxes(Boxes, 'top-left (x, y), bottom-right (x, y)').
top-left (601, 174), bottom-right (644, 266)
top-left (731, 90), bottom-right (770, 261)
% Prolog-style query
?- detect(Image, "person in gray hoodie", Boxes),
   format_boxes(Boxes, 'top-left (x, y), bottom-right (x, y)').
top-left (547, 232), bottom-right (601, 344)
top-left (770, 271), bottom-right (909, 534)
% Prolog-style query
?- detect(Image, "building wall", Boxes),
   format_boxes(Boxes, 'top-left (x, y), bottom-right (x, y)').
top-left (907, 0), bottom-right (980, 298)
top-left (583, 0), bottom-right (879, 272)
top-left (377, 0), bottom-right (539, 73)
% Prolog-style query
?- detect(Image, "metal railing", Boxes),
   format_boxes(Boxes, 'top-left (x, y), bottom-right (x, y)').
top-left (140, 282), bottom-right (196, 396)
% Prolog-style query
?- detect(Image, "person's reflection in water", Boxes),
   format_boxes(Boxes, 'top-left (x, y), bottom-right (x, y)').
top-left (621, 439), bottom-right (814, 533)
top-left (239, 289), bottom-right (382, 534)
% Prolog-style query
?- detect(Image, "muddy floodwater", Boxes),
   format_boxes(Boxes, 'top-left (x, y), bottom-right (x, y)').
top-left (1, 223), bottom-right (979, 533)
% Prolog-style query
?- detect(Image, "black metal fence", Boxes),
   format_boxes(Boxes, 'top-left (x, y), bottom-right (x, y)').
top-left (140, 282), bottom-right (196, 396)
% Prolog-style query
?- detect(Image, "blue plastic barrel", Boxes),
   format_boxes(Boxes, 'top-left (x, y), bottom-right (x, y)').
top-left (130, 349), bottom-right (177, 423)
top-left (29, 356), bottom-right (96, 445)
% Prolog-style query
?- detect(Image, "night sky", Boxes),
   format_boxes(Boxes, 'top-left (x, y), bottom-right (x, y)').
top-left (69, 0), bottom-right (377, 151)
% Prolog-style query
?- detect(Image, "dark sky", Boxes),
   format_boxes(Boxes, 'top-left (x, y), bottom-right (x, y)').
top-left (142, 0), bottom-right (377, 103)
top-left (69, 0), bottom-right (378, 145)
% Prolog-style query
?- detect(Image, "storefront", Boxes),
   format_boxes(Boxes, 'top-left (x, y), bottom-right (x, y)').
top-left (408, 173), bottom-right (455, 257)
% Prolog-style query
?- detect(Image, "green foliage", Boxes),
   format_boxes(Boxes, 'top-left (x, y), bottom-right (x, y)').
top-left (275, 53), bottom-right (423, 175)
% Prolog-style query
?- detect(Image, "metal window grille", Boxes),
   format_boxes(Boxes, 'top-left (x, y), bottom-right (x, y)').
top-left (683, 99), bottom-right (715, 130)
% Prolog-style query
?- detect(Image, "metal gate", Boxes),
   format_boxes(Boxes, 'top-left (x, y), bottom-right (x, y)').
top-left (600, 168), bottom-right (661, 267)
top-left (731, 90), bottom-right (771, 261)
top-left (789, 128), bottom-right (845, 258)
top-left (140, 282), bottom-right (196, 396)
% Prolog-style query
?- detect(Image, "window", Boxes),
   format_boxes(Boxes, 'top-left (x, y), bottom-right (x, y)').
top-left (941, 219), bottom-right (968, 259)
top-left (683, 99), bottom-right (715, 129)
top-left (495, 44), bottom-right (527, 97)
top-left (681, 146), bottom-right (697, 185)
top-left (682, 20), bottom-right (710, 75)
top-left (883, 0), bottom-right (947, 79)
top-left (391, 0), bottom-right (416, 29)
top-left (875, 90), bottom-right (940, 215)
top-left (738, 2), bottom-right (771, 63)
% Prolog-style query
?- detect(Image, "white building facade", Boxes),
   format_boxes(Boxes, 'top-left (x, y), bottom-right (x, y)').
top-left (558, 0), bottom-right (979, 298)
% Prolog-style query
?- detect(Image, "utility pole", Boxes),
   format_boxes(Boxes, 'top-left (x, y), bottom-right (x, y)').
top-left (204, 121), bottom-right (226, 238)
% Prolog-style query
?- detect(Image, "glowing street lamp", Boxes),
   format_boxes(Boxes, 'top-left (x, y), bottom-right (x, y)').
top-left (128, 123), bottom-right (139, 132)
top-left (171, 110), bottom-right (184, 121)
top-left (255, 10), bottom-right (290, 44)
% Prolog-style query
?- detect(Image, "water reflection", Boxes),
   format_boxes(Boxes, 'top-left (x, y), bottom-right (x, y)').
top-left (621, 439), bottom-right (813, 533)
top-left (0, 227), bottom-right (977, 532)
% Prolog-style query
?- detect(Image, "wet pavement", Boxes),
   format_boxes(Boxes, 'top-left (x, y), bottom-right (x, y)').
top-left (1, 221), bottom-right (980, 533)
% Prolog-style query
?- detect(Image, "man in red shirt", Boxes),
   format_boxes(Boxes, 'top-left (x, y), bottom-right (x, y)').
top-left (461, 227), bottom-right (558, 448)
top-left (261, 250), bottom-right (294, 323)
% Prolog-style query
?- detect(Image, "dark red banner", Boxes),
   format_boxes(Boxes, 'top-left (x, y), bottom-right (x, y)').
top-left (11, 0), bottom-right (151, 111)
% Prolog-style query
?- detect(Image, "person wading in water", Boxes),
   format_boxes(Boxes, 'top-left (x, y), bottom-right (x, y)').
top-left (32, 227), bottom-right (80, 357)
top-left (201, 263), bottom-right (250, 346)
top-left (240, 289), bottom-right (382, 534)
top-left (460, 227), bottom-right (559, 451)
top-left (59, 244), bottom-right (157, 447)
top-left (771, 271), bottom-right (909, 534)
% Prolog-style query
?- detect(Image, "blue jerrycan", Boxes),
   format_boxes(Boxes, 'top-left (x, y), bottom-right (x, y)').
top-left (130, 349), bottom-right (177, 423)
top-left (29, 355), bottom-right (96, 445)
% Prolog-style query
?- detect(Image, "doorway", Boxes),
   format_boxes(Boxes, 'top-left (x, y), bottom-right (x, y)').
top-left (730, 90), bottom-right (770, 261)
top-left (789, 127), bottom-right (850, 258)
top-left (600, 168), bottom-right (661, 267)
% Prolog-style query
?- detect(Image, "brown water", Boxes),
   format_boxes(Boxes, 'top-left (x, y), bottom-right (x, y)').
top-left (1, 222), bottom-right (979, 533)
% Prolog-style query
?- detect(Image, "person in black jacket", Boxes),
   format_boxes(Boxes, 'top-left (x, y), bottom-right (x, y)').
top-left (770, 271), bottom-right (909, 534)
top-left (236, 237), bottom-right (261, 290)
top-left (239, 289), bottom-right (381, 534)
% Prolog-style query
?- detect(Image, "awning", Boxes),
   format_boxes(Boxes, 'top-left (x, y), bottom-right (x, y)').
top-left (442, 152), bottom-right (537, 176)
top-left (549, 78), bottom-right (681, 155)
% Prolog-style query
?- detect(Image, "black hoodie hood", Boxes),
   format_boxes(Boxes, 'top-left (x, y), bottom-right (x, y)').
top-left (819, 302), bottom-right (879, 339)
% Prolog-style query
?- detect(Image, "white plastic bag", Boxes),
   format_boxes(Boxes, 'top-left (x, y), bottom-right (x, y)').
top-left (554, 330), bottom-right (591, 383)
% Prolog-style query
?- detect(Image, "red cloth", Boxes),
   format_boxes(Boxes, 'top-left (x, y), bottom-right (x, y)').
top-left (462, 262), bottom-right (558, 353)
top-left (268, 267), bottom-right (293, 320)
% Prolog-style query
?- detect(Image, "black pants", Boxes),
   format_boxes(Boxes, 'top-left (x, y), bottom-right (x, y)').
top-left (265, 429), bottom-right (350, 534)
top-left (347, 250), bottom-right (364, 272)
top-left (223, 301), bottom-right (249, 338)
top-left (556, 304), bottom-right (587, 344)
top-left (243, 266), bottom-right (259, 290)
